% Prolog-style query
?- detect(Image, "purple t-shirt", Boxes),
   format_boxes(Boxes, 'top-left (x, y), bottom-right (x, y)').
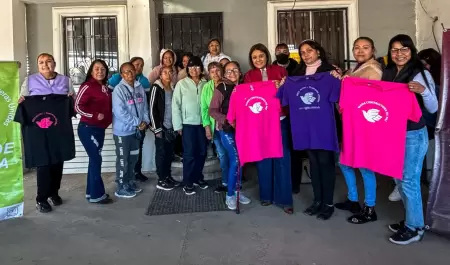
top-left (277, 72), bottom-right (341, 151)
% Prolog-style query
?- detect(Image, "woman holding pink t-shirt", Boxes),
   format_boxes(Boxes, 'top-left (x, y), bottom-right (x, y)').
top-left (244, 43), bottom-right (293, 215)
top-left (382, 34), bottom-right (438, 245)
top-left (335, 37), bottom-right (382, 224)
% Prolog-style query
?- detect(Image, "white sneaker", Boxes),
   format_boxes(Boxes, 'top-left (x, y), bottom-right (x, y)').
top-left (236, 192), bottom-right (251, 204)
top-left (226, 195), bottom-right (237, 210)
top-left (389, 186), bottom-right (402, 202)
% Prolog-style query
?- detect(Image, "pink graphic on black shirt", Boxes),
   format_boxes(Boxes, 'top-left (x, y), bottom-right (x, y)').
top-left (32, 112), bottom-right (58, 129)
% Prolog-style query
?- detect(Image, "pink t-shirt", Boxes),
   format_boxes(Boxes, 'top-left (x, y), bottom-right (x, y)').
top-left (339, 77), bottom-right (422, 179)
top-left (227, 81), bottom-right (283, 165)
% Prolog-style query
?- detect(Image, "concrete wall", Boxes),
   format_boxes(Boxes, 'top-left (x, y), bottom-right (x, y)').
top-left (25, 1), bottom-right (126, 73)
top-left (416, 0), bottom-right (447, 51)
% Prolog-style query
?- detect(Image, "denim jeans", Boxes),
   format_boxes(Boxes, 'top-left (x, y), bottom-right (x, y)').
top-left (256, 118), bottom-right (293, 207)
top-left (396, 127), bottom-right (428, 230)
top-left (113, 134), bottom-right (140, 189)
top-left (219, 131), bottom-right (240, 196)
top-left (78, 122), bottom-right (107, 202)
top-left (339, 164), bottom-right (377, 207)
top-left (213, 130), bottom-right (229, 186)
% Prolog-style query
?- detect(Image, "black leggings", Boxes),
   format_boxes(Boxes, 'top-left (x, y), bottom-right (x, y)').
top-left (307, 150), bottom-right (336, 205)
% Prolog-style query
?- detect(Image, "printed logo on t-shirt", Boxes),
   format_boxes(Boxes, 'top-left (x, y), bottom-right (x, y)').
top-left (126, 92), bottom-right (144, 105)
top-left (245, 96), bottom-right (268, 114)
top-left (297, 86), bottom-right (321, 110)
top-left (32, 112), bottom-right (58, 129)
top-left (358, 101), bottom-right (389, 123)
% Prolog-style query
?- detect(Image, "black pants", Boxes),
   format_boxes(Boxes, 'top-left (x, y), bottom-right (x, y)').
top-left (307, 150), bottom-right (336, 205)
top-left (182, 124), bottom-right (207, 186)
top-left (155, 135), bottom-right (175, 181)
top-left (134, 134), bottom-right (145, 175)
top-left (291, 150), bottom-right (307, 190)
top-left (36, 162), bottom-right (64, 202)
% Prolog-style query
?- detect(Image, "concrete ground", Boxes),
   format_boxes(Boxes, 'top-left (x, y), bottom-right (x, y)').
top-left (0, 171), bottom-right (449, 265)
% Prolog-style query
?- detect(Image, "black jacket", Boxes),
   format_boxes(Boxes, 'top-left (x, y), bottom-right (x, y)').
top-left (272, 58), bottom-right (299, 76)
top-left (14, 94), bottom-right (76, 168)
top-left (149, 80), bottom-right (174, 134)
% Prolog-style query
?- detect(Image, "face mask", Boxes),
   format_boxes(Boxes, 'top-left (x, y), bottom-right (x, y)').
top-left (276, 54), bottom-right (289, 64)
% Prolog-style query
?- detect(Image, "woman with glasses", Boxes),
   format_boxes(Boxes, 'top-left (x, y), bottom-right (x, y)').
top-left (209, 61), bottom-right (251, 210)
top-left (172, 56), bottom-right (209, 195)
top-left (382, 34), bottom-right (438, 245)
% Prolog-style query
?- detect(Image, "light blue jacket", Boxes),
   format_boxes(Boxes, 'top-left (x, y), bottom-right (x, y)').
top-left (112, 79), bottom-right (150, 136)
top-left (108, 73), bottom-right (151, 92)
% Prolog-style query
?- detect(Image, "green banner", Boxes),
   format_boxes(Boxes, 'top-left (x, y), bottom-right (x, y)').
top-left (0, 62), bottom-right (24, 221)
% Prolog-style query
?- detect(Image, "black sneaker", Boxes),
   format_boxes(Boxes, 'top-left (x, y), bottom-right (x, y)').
top-left (389, 226), bottom-right (424, 245)
top-left (214, 184), bottom-right (227, 193)
top-left (317, 205), bottom-right (335, 220)
top-left (193, 180), bottom-right (208, 189)
top-left (36, 201), bottom-right (52, 213)
top-left (157, 179), bottom-right (175, 191)
top-left (335, 199), bottom-right (361, 214)
top-left (347, 205), bottom-right (377, 224)
top-left (93, 197), bottom-right (114, 204)
top-left (389, 220), bottom-right (405, 233)
top-left (166, 176), bottom-right (181, 187)
top-left (183, 185), bottom-right (196, 195)
top-left (304, 201), bottom-right (322, 216)
top-left (135, 172), bottom-right (149, 182)
top-left (48, 195), bottom-right (63, 206)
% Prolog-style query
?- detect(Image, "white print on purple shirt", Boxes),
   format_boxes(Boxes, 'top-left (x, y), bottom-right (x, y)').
top-left (296, 86), bottom-right (321, 110)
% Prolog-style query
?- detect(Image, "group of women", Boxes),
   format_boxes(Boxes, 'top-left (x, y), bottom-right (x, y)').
top-left (19, 34), bottom-right (440, 245)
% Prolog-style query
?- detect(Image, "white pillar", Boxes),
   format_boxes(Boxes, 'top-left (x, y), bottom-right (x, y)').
top-left (127, 0), bottom-right (159, 172)
top-left (0, 0), bottom-right (27, 83)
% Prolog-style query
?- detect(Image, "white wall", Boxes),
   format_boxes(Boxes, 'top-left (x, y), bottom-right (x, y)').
top-left (416, 0), bottom-right (448, 51)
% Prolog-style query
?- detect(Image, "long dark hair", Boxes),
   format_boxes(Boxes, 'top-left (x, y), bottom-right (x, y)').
top-left (418, 48), bottom-right (441, 86)
top-left (84, 59), bottom-right (109, 84)
top-left (248, 43), bottom-right (272, 69)
top-left (223, 60), bottom-right (244, 84)
top-left (293, 40), bottom-right (333, 76)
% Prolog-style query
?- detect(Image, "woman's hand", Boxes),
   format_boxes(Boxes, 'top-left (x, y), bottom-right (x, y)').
top-left (408, 81), bottom-right (425, 94)
top-left (274, 77), bottom-right (286, 89)
top-left (177, 130), bottom-right (182, 136)
top-left (330, 70), bottom-right (342, 79)
top-left (68, 92), bottom-right (74, 97)
top-left (97, 113), bottom-right (104, 120)
top-left (155, 132), bottom-right (162, 138)
top-left (205, 126), bottom-right (212, 140)
top-left (138, 122), bottom-right (147, 130)
top-left (18, 96), bottom-right (25, 104)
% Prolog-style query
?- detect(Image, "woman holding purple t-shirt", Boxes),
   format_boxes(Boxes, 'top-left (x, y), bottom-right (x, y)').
top-left (290, 40), bottom-right (339, 220)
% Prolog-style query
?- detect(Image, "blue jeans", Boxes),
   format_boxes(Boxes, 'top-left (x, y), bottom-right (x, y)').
top-left (219, 131), bottom-right (241, 196)
top-left (396, 127), bottom-right (428, 230)
top-left (256, 118), bottom-right (293, 207)
top-left (339, 164), bottom-right (377, 207)
top-left (78, 123), bottom-right (107, 202)
top-left (213, 130), bottom-right (229, 186)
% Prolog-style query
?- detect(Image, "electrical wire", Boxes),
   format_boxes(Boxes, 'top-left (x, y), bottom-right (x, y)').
top-left (419, 0), bottom-right (440, 53)
top-left (419, 0), bottom-right (433, 19)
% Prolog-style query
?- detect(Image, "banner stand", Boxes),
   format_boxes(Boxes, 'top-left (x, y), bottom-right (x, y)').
top-left (0, 61), bottom-right (24, 221)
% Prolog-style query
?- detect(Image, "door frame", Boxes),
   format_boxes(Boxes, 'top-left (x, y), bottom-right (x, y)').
top-left (51, 5), bottom-right (129, 75)
top-left (267, 0), bottom-right (359, 56)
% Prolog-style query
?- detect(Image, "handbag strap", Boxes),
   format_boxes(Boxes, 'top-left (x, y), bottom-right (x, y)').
top-left (125, 85), bottom-right (139, 119)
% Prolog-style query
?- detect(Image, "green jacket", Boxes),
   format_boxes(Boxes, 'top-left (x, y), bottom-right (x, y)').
top-left (200, 80), bottom-right (216, 135)
top-left (172, 77), bottom-right (207, 131)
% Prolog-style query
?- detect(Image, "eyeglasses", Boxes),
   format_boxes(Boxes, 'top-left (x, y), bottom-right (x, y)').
top-left (189, 66), bottom-right (201, 70)
top-left (225, 69), bottom-right (240, 75)
top-left (390, 47), bottom-right (410, 54)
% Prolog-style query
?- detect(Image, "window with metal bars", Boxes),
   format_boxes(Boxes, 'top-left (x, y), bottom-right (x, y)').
top-left (158, 12), bottom-right (223, 64)
top-left (63, 16), bottom-right (119, 86)
top-left (277, 9), bottom-right (349, 68)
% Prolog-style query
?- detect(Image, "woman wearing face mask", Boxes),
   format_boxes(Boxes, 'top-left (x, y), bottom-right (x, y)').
top-left (382, 34), bottom-right (438, 245)
top-left (334, 37), bottom-right (382, 223)
top-left (290, 40), bottom-right (339, 220)
top-left (244, 43), bottom-right (293, 214)
top-left (75, 59), bottom-right (114, 204)
top-left (148, 49), bottom-right (178, 84)
top-left (201, 39), bottom-right (230, 71)
top-left (201, 62), bottom-right (229, 193)
top-left (18, 53), bottom-right (75, 213)
top-left (172, 56), bottom-right (209, 195)
top-left (112, 63), bottom-right (150, 199)
top-left (273, 43), bottom-right (298, 76)
top-left (209, 61), bottom-right (251, 209)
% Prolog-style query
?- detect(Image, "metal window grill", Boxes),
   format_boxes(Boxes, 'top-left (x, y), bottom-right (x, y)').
top-left (63, 16), bottom-right (119, 85)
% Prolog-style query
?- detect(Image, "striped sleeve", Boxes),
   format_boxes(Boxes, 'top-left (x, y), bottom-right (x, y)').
top-left (74, 84), bottom-right (93, 118)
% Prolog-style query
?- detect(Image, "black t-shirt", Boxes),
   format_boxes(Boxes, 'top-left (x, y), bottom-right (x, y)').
top-left (14, 94), bottom-right (76, 168)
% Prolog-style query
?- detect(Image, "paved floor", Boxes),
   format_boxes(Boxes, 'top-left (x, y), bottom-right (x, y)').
top-left (0, 171), bottom-right (448, 265)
